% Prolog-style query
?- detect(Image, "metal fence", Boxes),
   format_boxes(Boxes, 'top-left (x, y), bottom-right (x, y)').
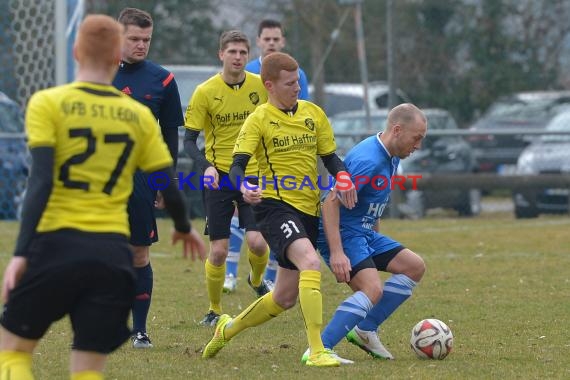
top-left (333, 129), bottom-right (570, 218)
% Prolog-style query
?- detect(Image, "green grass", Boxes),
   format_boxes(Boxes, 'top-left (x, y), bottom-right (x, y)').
top-left (0, 212), bottom-right (569, 379)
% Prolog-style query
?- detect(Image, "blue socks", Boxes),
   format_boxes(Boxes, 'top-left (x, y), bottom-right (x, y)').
top-left (133, 263), bottom-right (153, 333)
top-left (226, 216), bottom-right (244, 278)
top-left (263, 251), bottom-right (278, 282)
top-left (321, 291), bottom-right (373, 349)
top-left (357, 274), bottom-right (416, 332)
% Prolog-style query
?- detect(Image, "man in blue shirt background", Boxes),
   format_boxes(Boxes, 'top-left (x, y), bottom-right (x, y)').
top-left (245, 19), bottom-right (310, 100)
top-left (113, 7), bottom-right (184, 349)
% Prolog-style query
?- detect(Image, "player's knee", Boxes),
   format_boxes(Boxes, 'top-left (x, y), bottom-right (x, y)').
top-left (246, 233), bottom-right (267, 255)
top-left (304, 255), bottom-right (321, 271)
top-left (273, 293), bottom-right (297, 310)
top-left (209, 244), bottom-right (229, 265)
top-left (292, 254), bottom-right (321, 271)
top-left (366, 284), bottom-right (383, 304)
top-left (408, 255), bottom-right (426, 282)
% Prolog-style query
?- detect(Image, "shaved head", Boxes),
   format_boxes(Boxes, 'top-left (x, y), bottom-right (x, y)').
top-left (382, 103), bottom-right (427, 159)
top-left (386, 103), bottom-right (427, 132)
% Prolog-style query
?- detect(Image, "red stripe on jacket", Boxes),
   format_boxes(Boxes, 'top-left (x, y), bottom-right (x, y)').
top-left (162, 72), bottom-right (174, 87)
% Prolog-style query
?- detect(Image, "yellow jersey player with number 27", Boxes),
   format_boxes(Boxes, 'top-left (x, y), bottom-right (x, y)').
top-left (0, 14), bottom-right (206, 380)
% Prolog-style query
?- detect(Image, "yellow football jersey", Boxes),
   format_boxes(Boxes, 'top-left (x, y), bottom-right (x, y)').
top-left (184, 72), bottom-right (267, 176)
top-left (234, 100), bottom-right (336, 216)
top-left (26, 81), bottom-right (173, 235)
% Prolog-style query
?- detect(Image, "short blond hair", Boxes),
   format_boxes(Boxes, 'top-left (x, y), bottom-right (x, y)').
top-left (75, 14), bottom-right (123, 67)
top-left (260, 52), bottom-right (298, 83)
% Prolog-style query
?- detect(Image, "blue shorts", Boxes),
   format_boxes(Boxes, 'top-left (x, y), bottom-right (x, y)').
top-left (317, 227), bottom-right (402, 269)
top-left (128, 171), bottom-right (158, 246)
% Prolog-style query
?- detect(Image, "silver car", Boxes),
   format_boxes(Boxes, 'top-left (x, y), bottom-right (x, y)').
top-left (513, 109), bottom-right (570, 218)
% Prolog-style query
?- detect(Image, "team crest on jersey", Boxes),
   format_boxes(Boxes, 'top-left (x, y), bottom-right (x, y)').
top-left (304, 118), bottom-right (315, 131)
top-left (249, 92), bottom-right (260, 105)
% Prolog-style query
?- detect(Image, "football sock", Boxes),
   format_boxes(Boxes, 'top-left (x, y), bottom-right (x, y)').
top-left (298, 270), bottom-right (325, 354)
top-left (132, 263), bottom-right (153, 333)
top-left (247, 247), bottom-right (269, 287)
top-left (263, 251), bottom-right (278, 283)
top-left (0, 350), bottom-right (33, 380)
top-left (321, 291), bottom-right (373, 349)
top-left (226, 216), bottom-right (244, 278)
top-left (357, 274), bottom-right (416, 331)
top-left (205, 259), bottom-right (225, 314)
top-left (70, 370), bottom-right (103, 380)
top-left (224, 293), bottom-right (285, 339)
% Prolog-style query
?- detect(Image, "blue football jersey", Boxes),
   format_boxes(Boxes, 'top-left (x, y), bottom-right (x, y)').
top-left (329, 134), bottom-right (399, 233)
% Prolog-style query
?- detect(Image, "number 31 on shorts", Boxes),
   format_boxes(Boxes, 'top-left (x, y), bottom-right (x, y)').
top-left (280, 220), bottom-right (300, 238)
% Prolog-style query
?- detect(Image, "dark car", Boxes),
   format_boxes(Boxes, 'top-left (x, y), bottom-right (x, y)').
top-left (467, 91), bottom-right (570, 173)
top-left (330, 108), bottom-right (481, 217)
top-left (0, 92), bottom-right (28, 220)
top-left (512, 109), bottom-right (570, 218)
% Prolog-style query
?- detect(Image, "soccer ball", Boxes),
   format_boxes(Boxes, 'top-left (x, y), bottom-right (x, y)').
top-left (410, 318), bottom-right (453, 360)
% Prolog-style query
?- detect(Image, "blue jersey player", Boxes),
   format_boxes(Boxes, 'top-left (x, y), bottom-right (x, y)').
top-left (302, 103), bottom-right (428, 363)
top-left (113, 8), bottom-right (184, 349)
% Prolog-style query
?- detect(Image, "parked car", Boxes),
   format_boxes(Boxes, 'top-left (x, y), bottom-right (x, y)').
top-left (467, 91), bottom-right (570, 173)
top-left (163, 64), bottom-right (220, 219)
top-left (310, 82), bottom-right (411, 116)
top-left (513, 109), bottom-right (570, 218)
top-left (330, 108), bottom-right (481, 217)
top-left (0, 92), bottom-right (28, 220)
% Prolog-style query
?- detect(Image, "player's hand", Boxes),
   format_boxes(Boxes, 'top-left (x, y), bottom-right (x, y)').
top-left (172, 228), bottom-right (207, 261)
top-left (154, 191), bottom-right (165, 209)
top-left (335, 172), bottom-right (357, 209)
top-left (240, 182), bottom-right (262, 204)
top-left (329, 250), bottom-right (351, 283)
top-left (2, 256), bottom-right (27, 303)
top-left (204, 166), bottom-right (220, 190)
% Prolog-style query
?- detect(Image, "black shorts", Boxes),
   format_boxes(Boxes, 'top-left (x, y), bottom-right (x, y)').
top-left (203, 172), bottom-right (258, 240)
top-left (0, 229), bottom-right (136, 354)
top-left (128, 170), bottom-right (158, 246)
top-left (349, 245), bottom-right (405, 279)
top-left (253, 198), bottom-right (319, 270)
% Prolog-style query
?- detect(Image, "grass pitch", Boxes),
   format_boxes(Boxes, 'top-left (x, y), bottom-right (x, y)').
top-left (0, 210), bottom-right (569, 379)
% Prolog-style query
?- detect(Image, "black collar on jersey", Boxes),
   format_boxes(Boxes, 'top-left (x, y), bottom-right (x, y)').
top-left (224, 76), bottom-right (246, 90)
top-left (77, 86), bottom-right (120, 97)
top-left (279, 102), bottom-right (299, 116)
top-left (119, 60), bottom-right (145, 71)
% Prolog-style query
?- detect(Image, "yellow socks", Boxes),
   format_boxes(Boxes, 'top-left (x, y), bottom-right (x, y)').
top-left (70, 371), bottom-right (103, 380)
top-left (224, 293), bottom-right (285, 339)
top-left (0, 351), bottom-right (104, 380)
top-left (0, 350), bottom-right (33, 380)
top-left (205, 259), bottom-right (225, 314)
top-left (247, 247), bottom-right (269, 287)
top-left (298, 270), bottom-right (325, 354)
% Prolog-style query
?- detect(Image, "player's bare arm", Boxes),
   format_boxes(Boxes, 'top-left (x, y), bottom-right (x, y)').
top-left (322, 189), bottom-right (351, 283)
